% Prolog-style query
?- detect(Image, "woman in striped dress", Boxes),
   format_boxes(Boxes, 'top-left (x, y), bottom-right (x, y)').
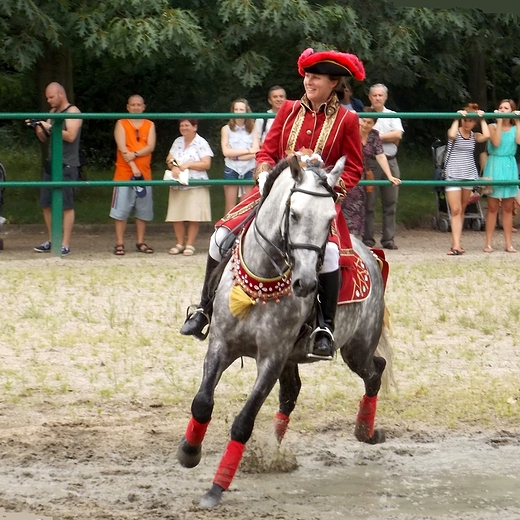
top-left (444, 103), bottom-right (489, 255)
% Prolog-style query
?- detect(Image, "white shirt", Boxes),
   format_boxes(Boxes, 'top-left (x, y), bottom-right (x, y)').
top-left (223, 124), bottom-right (256, 175)
top-left (168, 133), bottom-right (214, 181)
top-left (373, 107), bottom-right (404, 157)
top-left (255, 109), bottom-right (275, 142)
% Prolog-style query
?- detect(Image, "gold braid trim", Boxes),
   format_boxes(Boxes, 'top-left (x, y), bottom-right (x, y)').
top-left (286, 93), bottom-right (341, 157)
top-left (253, 162), bottom-right (273, 183)
top-left (286, 104), bottom-right (306, 154)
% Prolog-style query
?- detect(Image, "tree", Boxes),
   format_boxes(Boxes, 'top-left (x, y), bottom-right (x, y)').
top-left (0, 0), bottom-right (210, 109)
top-left (2, 1), bottom-right (520, 159)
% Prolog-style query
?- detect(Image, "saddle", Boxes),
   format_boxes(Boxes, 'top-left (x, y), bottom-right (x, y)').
top-left (337, 247), bottom-right (389, 305)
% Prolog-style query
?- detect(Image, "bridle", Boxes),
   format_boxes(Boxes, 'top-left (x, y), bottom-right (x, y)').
top-left (253, 176), bottom-right (337, 278)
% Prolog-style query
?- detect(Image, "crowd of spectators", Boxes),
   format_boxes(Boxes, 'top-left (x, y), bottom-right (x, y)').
top-left (27, 79), bottom-right (520, 257)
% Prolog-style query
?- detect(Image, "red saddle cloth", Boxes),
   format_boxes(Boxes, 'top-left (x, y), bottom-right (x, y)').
top-left (219, 187), bottom-right (390, 306)
top-left (334, 205), bottom-right (389, 305)
top-left (338, 248), bottom-right (389, 305)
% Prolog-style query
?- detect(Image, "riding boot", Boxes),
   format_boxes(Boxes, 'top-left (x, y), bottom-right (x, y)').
top-left (309, 269), bottom-right (340, 360)
top-left (180, 255), bottom-right (220, 340)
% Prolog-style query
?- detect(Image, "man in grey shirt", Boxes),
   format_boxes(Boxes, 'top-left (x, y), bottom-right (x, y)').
top-left (363, 83), bottom-right (404, 250)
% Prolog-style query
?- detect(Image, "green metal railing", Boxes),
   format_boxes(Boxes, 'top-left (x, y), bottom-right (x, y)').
top-left (2, 111), bottom-right (520, 256)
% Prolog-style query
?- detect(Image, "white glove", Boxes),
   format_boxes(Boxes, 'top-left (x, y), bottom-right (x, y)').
top-left (258, 170), bottom-right (269, 195)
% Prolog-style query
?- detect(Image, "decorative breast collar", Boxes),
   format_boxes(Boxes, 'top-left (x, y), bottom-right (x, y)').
top-left (231, 231), bottom-right (293, 305)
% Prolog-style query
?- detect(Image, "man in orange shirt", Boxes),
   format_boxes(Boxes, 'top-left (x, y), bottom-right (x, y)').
top-left (110, 94), bottom-right (156, 255)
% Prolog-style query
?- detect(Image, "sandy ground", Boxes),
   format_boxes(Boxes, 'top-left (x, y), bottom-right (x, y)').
top-left (1, 221), bottom-right (520, 520)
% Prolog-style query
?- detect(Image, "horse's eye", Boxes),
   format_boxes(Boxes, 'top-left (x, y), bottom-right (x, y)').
top-left (290, 211), bottom-right (299, 223)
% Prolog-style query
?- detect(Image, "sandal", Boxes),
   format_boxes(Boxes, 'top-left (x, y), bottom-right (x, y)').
top-left (505, 245), bottom-right (517, 253)
top-left (169, 243), bottom-right (185, 255)
top-left (113, 244), bottom-right (125, 256)
top-left (183, 245), bottom-right (196, 256)
top-left (136, 242), bottom-right (154, 254)
top-left (447, 248), bottom-right (463, 256)
top-left (483, 245), bottom-right (494, 253)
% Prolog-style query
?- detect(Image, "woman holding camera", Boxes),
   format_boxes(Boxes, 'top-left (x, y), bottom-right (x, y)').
top-left (444, 103), bottom-right (489, 255)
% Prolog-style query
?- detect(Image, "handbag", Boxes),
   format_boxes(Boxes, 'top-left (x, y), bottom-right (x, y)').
top-left (365, 169), bottom-right (374, 193)
top-left (163, 168), bottom-right (189, 185)
top-left (478, 177), bottom-right (493, 196)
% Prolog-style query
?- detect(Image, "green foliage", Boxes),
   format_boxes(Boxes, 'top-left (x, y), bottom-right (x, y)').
top-left (0, 143), bottom-right (431, 228)
top-left (0, 0), bottom-right (61, 70)
top-left (75, 1), bottom-right (208, 62)
top-left (2, 1), bottom-right (520, 164)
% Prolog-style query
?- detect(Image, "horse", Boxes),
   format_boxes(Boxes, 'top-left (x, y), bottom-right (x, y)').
top-left (176, 155), bottom-right (394, 507)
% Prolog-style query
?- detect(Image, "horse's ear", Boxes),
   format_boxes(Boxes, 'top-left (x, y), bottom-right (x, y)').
top-left (327, 155), bottom-right (346, 188)
top-left (288, 155), bottom-right (303, 182)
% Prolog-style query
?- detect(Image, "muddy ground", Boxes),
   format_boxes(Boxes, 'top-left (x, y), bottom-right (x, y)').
top-left (0, 221), bottom-right (520, 520)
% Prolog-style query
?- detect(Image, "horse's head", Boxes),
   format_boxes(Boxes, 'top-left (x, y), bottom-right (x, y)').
top-left (282, 155), bottom-right (344, 297)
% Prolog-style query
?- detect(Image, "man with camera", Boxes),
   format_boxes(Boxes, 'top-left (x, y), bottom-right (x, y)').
top-left (26, 82), bottom-right (82, 256)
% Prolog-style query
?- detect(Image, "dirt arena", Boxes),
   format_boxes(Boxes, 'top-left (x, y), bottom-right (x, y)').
top-left (1, 222), bottom-right (519, 520)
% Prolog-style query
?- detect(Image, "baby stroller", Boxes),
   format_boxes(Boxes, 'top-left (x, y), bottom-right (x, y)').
top-left (430, 139), bottom-right (485, 232)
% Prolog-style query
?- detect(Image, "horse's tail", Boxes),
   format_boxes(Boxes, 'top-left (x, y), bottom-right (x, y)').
top-left (375, 321), bottom-right (397, 397)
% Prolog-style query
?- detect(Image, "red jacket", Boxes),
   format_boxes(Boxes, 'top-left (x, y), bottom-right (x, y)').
top-left (257, 97), bottom-right (363, 193)
top-left (218, 95), bottom-right (363, 242)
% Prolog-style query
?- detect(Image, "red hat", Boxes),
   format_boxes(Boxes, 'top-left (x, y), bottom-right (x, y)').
top-left (297, 48), bottom-right (365, 81)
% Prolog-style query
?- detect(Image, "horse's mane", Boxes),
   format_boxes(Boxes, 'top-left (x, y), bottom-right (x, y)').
top-left (306, 163), bottom-right (336, 196)
top-left (261, 158), bottom-right (336, 203)
top-left (260, 158), bottom-right (290, 202)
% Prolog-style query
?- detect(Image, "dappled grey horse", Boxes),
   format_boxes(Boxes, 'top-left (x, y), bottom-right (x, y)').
top-left (177, 155), bottom-right (394, 507)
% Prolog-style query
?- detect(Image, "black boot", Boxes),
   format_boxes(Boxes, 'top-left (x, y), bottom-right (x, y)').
top-left (308, 269), bottom-right (340, 360)
top-left (180, 255), bottom-right (220, 340)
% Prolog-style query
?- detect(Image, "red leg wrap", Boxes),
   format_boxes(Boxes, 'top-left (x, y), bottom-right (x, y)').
top-left (213, 440), bottom-right (246, 490)
top-left (274, 411), bottom-right (290, 442)
top-left (355, 395), bottom-right (377, 441)
top-left (185, 416), bottom-right (210, 446)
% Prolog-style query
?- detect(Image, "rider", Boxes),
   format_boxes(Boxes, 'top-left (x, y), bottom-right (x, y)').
top-left (181, 48), bottom-right (365, 359)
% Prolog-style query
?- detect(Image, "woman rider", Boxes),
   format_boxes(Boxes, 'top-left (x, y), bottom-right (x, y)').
top-left (180, 47), bottom-right (365, 359)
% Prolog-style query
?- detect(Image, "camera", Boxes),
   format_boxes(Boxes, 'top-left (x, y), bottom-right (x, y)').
top-left (27, 119), bottom-right (43, 128)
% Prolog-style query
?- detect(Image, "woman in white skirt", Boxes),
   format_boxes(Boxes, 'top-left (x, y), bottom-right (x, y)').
top-left (165, 119), bottom-right (213, 256)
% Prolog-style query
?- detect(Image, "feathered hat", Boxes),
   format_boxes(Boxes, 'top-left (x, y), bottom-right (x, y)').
top-left (297, 48), bottom-right (365, 81)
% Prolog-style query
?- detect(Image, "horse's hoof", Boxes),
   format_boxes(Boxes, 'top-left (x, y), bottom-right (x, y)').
top-left (177, 437), bottom-right (202, 468)
top-left (199, 483), bottom-right (224, 508)
top-left (366, 429), bottom-right (386, 445)
top-left (354, 425), bottom-right (386, 444)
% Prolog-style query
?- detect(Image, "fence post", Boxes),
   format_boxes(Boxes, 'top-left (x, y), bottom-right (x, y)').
top-left (49, 119), bottom-right (63, 256)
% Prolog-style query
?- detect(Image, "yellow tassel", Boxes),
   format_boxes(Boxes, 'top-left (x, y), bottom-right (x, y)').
top-left (229, 284), bottom-right (256, 319)
top-left (383, 305), bottom-right (392, 334)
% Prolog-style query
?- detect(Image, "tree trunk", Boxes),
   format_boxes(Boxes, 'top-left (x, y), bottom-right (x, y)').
top-left (35, 46), bottom-right (75, 110)
top-left (467, 48), bottom-right (487, 111)
top-left (33, 46), bottom-right (75, 162)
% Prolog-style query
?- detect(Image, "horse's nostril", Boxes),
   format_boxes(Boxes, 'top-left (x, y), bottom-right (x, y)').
top-left (292, 278), bottom-right (316, 297)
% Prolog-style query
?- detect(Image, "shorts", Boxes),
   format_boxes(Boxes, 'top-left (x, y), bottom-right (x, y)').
top-left (224, 166), bottom-right (254, 181)
top-left (39, 163), bottom-right (79, 210)
top-left (109, 186), bottom-right (154, 221)
top-left (445, 179), bottom-right (474, 192)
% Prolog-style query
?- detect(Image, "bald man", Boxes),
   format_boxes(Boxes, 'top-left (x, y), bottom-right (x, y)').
top-left (28, 82), bottom-right (82, 256)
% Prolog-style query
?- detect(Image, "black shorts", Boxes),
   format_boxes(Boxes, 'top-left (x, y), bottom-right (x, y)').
top-left (39, 162), bottom-right (79, 210)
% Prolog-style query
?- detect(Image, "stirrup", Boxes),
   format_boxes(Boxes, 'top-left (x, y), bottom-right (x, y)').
top-left (181, 306), bottom-right (211, 341)
top-left (307, 327), bottom-right (335, 360)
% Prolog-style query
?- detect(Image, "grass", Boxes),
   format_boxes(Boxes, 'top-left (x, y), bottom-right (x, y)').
top-left (0, 142), bottom-right (434, 227)
top-left (0, 253), bottom-right (519, 432)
